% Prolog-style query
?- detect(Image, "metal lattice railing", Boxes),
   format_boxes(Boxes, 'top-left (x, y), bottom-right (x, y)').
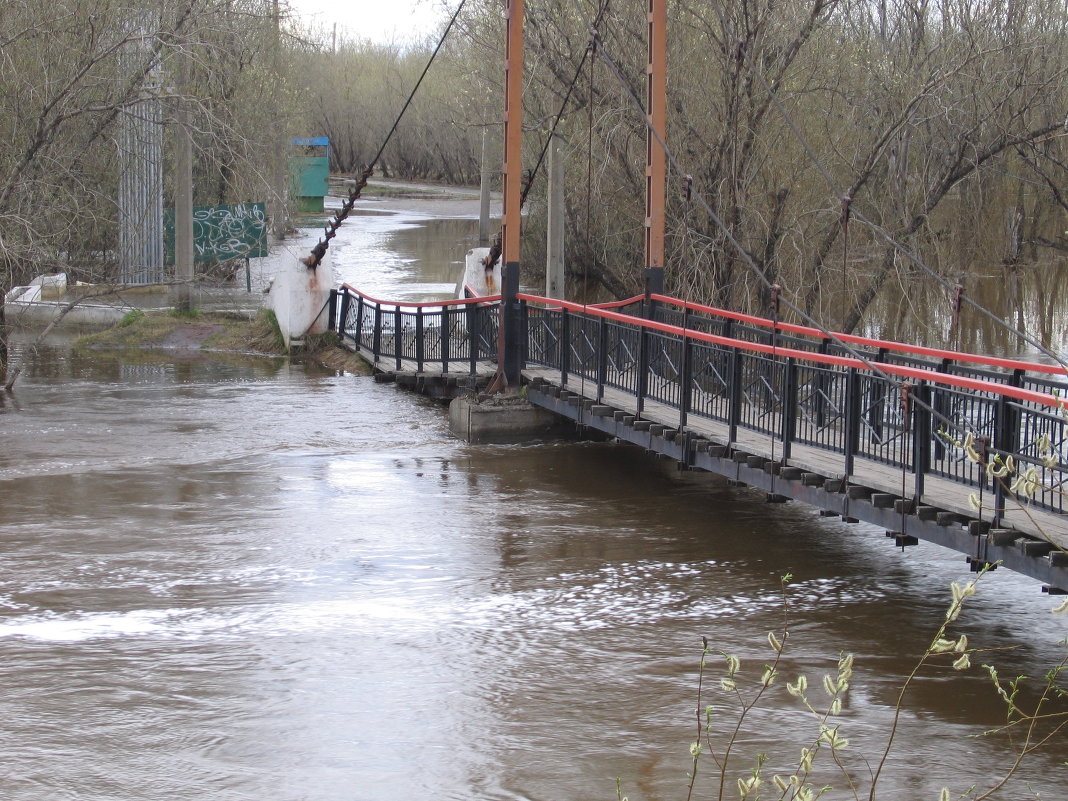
top-left (333, 284), bottom-right (1068, 520)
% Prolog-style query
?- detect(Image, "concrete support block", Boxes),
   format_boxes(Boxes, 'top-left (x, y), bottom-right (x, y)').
top-left (448, 395), bottom-right (562, 444)
top-left (267, 251), bottom-right (334, 349)
top-left (872, 493), bottom-right (895, 509)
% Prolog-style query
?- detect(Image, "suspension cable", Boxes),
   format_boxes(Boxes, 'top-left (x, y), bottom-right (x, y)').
top-left (519, 1), bottom-right (611, 211)
top-left (564, 0), bottom-right (895, 382)
top-left (302, 0), bottom-right (468, 269)
top-left (482, 1), bottom-right (611, 272)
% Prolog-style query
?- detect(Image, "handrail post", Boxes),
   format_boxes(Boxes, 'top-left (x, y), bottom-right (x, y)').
top-left (845, 367), bottom-right (860, 478)
top-left (441, 305), bottom-right (451, 373)
top-left (680, 333), bottom-right (692, 431)
top-left (933, 357), bottom-right (952, 462)
top-left (394, 305), bottom-right (403, 371)
top-left (728, 344), bottom-right (742, 444)
top-left (355, 294), bottom-right (365, 349)
top-left (913, 381), bottom-right (931, 503)
top-left (329, 289), bottom-right (340, 334)
top-left (868, 349), bottom-right (889, 446)
top-left (502, 262), bottom-right (522, 387)
top-left (336, 290), bottom-right (349, 341)
top-left (596, 315), bottom-right (608, 402)
top-left (372, 302), bottom-right (382, 361)
top-left (992, 368), bottom-right (1024, 527)
top-left (416, 307), bottom-right (425, 371)
top-left (560, 308), bottom-right (571, 386)
top-left (815, 339), bottom-right (829, 429)
top-left (637, 321), bottom-right (650, 418)
top-left (520, 299), bottom-right (529, 369)
top-left (467, 302), bottom-right (480, 376)
top-left (782, 357), bottom-right (798, 462)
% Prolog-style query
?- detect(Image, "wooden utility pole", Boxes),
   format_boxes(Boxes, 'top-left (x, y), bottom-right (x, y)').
top-left (644, 0), bottom-right (667, 274)
top-left (478, 129), bottom-right (492, 247)
top-left (546, 133), bottom-right (565, 298)
top-left (501, 0), bottom-right (524, 268)
top-left (267, 0), bottom-right (286, 240)
top-left (175, 44), bottom-right (194, 310)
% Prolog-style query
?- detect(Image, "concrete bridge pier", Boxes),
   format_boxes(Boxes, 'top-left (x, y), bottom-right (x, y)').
top-left (448, 393), bottom-right (564, 444)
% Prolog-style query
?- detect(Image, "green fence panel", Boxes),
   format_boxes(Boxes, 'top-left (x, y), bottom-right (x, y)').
top-left (165, 202), bottom-right (268, 263)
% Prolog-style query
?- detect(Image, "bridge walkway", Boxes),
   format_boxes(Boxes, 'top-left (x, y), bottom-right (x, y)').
top-left (333, 283), bottom-right (1068, 592)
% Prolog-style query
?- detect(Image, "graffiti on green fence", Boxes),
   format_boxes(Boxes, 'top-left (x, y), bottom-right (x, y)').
top-left (166, 202), bottom-right (268, 263)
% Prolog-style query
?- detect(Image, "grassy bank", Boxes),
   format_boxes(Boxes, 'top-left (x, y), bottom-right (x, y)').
top-left (75, 308), bottom-right (373, 375)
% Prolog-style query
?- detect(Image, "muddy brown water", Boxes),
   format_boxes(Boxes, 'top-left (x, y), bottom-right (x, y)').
top-left (1, 210), bottom-right (1066, 801)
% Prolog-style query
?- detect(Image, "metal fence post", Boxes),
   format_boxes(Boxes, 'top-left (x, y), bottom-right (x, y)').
top-left (416, 307), bottom-right (425, 371)
top-left (394, 306), bottom-right (403, 371)
top-left (596, 315), bottom-right (608, 402)
top-left (637, 322), bottom-right (650, 418)
top-left (782, 357), bottom-right (798, 461)
top-left (680, 335), bottom-right (693, 431)
top-left (845, 368), bottom-right (861, 478)
top-left (520, 299), bottom-right (529, 371)
top-left (355, 294), bottom-right (365, 349)
top-left (992, 369), bottom-right (1024, 527)
top-left (728, 345), bottom-right (743, 445)
top-left (913, 381), bottom-right (931, 502)
top-left (560, 308), bottom-right (571, 386)
top-left (372, 303), bottom-right (382, 360)
top-left (502, 262), bottom-right (522, 387)
top-left (467, 302), bottom-right (480, 376)
top-left (335, 290), bottom-right (349, 340)
top-left (329, 289), bottom-right (340, 334)
top-left (815, 339), bottom-right (829, 428)
top-left (441, 305), bottom-right (451, 373)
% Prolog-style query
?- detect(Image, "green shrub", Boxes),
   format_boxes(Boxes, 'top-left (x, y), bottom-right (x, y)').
top-left (119, 309), bottom-right (145, 327)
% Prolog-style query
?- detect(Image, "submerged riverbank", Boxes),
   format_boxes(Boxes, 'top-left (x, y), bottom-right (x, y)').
top-left (73, 308), bottom-right (372, 376)
top-left (2, 178), bottom-right (486, 387)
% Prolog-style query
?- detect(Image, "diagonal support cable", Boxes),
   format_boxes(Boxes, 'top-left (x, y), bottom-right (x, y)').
top-left (301, 0), bottom-right (468, 269)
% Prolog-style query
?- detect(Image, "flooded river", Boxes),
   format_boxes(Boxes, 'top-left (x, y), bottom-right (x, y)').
top-left (1, 205), bottom-right (1066, 800)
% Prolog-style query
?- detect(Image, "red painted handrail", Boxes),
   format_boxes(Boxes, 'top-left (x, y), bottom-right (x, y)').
top-left (516, 292), bottom-right (1067, 410)
top-left (340, 283), bottom-right (501, 309)
top-left (645, 293), bottom-right (1066, 378)
top-left (338, 283), bottom-right (1067, 409)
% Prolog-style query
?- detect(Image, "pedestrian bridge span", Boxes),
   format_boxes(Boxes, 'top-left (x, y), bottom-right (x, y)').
top-left (331, 281), bottom-right (1068, 593)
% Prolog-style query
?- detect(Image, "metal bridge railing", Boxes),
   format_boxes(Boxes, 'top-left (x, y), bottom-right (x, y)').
top-left (518, 292), bottom-right (1068, 522)
top-left (332, 282), bottom-right (1068, 522)
top-left (334, 284), bottom-right (499, 375)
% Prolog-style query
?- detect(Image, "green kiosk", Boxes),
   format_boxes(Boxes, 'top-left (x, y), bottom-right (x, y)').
top-left (290, 137), bottom-right (330, 213)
